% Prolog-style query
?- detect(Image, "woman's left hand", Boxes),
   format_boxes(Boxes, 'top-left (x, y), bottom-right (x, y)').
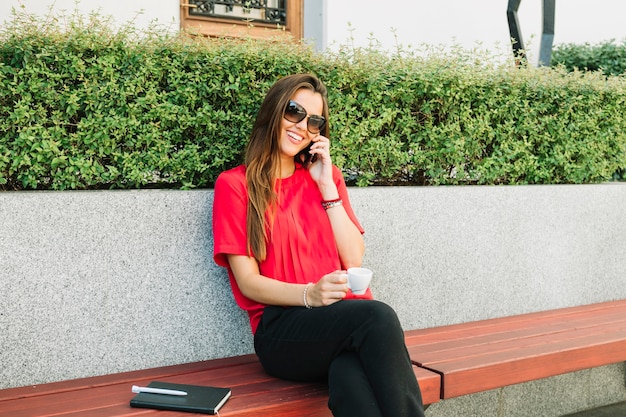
top-left (307, 135), bottom-right (333, 187)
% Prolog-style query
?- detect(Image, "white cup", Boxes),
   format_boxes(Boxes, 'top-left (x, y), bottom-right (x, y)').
top-left (347, 267), bottom-right (373, 295)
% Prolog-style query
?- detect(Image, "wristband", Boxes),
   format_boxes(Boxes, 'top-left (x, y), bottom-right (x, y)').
top-left (321, 198), bottom-right (343, 210)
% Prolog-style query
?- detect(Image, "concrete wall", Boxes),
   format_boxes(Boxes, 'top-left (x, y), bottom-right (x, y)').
top-left (1, 185), bottom-right (626, 413)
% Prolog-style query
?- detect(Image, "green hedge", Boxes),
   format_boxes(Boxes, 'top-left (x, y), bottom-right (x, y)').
top-left (552, 39), bottom-right (626, 77)
top-left (1, 10), bottom-right (625, 190)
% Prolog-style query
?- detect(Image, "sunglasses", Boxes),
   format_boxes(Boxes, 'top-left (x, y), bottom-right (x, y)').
top-left (283, 100), bottom-right (326, 134)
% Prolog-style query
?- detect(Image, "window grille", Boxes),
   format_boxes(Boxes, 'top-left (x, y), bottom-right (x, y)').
top-left (189, 1), bottom-right (287, 27)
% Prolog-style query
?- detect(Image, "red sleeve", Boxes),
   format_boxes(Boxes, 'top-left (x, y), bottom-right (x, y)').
top-left (213, 167), bottom-right (249, 268)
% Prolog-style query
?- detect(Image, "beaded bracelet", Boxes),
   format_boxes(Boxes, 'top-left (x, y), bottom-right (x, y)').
top-left (321, 198), bottom-right (343, 210)
top-left (303, 283), bottom-right (313, 309)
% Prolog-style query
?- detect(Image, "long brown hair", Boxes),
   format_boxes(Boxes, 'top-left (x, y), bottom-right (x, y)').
top-left (245, 74), bottom-right (329, 261)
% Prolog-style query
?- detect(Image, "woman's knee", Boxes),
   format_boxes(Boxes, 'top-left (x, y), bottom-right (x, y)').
top-left (348, 300), bottom-right (405, 343)
top-left (365, 300), bottom-right (402, 328)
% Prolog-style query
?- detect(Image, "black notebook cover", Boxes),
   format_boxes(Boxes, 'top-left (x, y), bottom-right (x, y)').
top-left (130, 381), bottom-right (232, 415)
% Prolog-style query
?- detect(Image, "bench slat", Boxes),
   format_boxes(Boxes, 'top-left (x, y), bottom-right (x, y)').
top-left (0, 356), bottom-right (440, 416)
top-left (0, 367), bottom-right (329, 417)
top-left (0, 354), bottom-right (258, 402)
top-left (405, 300), bottom-right (626, 399)
top-left (412, 366), bottom-right (441, 406)
top-left (431, 334), bottom-right (626, 398)
top-left (407, 308), bottom-right (626, 353)
top-left (404, 299), bottom-right (626, 346)
top-left (409, 316), bottom-right (626, 364)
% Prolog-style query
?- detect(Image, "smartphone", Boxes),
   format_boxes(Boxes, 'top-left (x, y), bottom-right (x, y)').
top-left (296, 142), bottom-right (317, 166)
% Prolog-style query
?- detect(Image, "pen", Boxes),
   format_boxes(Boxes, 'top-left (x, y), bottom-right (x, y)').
top-left (132, 385), bottom-right (188, 396)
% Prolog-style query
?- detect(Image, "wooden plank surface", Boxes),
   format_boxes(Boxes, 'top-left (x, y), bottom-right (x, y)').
top-left (12, 301), bottom-right (624, 414)
top-left (0, 358), bottom-right (327, 417)
top-left (0, 354), bottom-right (258, 402)
top-left (405, 300), bottom-right (626, 399)
top-left (0, 354), bottom-right (440, 416)
top-left (405, 300), bottom-right (626, 348)
top-left (413, 365), bottom-right (441, 405)
top-left (432, 335), bottom-right (626, 398)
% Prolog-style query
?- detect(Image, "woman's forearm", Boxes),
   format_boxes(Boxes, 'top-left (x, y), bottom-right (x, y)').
top-left (325, 205), bottom-right (365, 268)
top-left (318, 182), bottom-right (364, 268)
top-left (226, 254), bottom-right (349, 307)
top-left (227, 254), bottom-right (309, 306)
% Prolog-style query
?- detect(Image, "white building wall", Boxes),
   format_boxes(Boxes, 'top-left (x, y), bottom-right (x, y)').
top-left (1, 0), bottom-right (625, 63)
top-left (0, 0), bottom-right (178, 32)
top-left (327, 0), bottom-right (626, 61)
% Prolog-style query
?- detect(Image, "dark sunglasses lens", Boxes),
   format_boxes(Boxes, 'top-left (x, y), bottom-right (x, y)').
top-left (285, 100), bottom-right (326, 134)
top-left (307, 116), bottom-right (326, 134)
top-left (284, 101), bottom-right (306, 123)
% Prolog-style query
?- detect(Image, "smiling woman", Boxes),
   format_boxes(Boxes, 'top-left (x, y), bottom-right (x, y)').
top-left (211, 73), bottom-right (426, 417)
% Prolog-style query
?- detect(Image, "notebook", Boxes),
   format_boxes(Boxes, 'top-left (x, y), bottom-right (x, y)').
top-left (130, 381), bottom-right (232, 415)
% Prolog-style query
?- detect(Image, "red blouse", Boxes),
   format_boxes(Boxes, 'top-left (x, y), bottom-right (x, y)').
top-left (213, 164), bottom-right (370, 334)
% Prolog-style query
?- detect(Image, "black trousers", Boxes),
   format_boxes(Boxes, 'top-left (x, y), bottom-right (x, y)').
top-left (254, 300), bottom-right (425, 417)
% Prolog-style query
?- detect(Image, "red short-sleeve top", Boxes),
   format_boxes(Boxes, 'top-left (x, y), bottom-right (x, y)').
top-left (213, 164), bottom-right (370, 334)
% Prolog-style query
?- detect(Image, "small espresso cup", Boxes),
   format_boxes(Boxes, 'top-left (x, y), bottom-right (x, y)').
top-left (347, 267), bottom-right (373, 295)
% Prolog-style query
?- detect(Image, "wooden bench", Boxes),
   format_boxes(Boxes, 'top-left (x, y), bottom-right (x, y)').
top-left (2, 300), bottom-right (625, 416)
top-left (0, 353), bottom-right (440, 416)
top-left (405, 299), bottom-right (626, 399)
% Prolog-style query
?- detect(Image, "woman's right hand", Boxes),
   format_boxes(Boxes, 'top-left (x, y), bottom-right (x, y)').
top-left (228, 255), bottom-right (352, 308)
top-left (307, 270), bottom-right (349, 307)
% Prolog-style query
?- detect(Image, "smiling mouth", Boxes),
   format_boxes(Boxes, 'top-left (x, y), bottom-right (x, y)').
top-left (287, 131), bottom-right (305, 143)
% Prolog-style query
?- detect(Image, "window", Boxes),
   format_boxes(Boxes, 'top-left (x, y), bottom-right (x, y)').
top-left (180, 0), bottom-right (303, 39)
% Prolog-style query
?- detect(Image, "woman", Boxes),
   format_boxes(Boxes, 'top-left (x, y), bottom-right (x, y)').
top-left (213, 74), bottom-right (425, 417)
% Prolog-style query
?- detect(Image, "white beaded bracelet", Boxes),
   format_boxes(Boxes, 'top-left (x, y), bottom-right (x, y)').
top-left (303, 282), bottom-right (313, 309)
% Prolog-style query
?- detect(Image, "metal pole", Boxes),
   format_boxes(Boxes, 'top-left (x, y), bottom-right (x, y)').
top-left (507, 0), bottom-right (525, 64)
top-left (539, 0), bottom-right (555, 66)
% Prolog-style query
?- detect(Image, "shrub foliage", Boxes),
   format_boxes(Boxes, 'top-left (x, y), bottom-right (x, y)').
top-left (1, 10), bottom-right (625, 190)
top-left (552, 39), bottom-right (626, 77)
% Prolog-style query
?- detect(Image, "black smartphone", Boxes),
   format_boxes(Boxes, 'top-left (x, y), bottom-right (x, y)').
top-left (296, 142), bottom-right (317, 166)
